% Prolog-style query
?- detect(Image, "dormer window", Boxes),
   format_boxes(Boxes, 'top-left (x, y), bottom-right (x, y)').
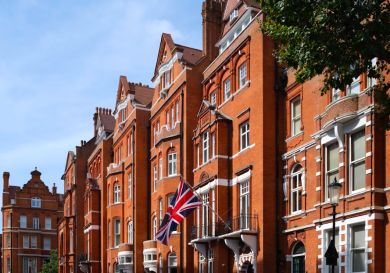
top-left (163, 49), bottom-right (168, 60)
top-left (230, 9), bottom-right (238, 21)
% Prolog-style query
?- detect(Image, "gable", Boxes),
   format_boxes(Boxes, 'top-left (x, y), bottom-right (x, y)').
top-left (115, 76), bottom-right (131, 107)
top-left (65, 151), bottom-right (75, 172)
top-left (153, 33), bottom-right (176, 78)
top-left (197, 100), bottom-right (214, 118)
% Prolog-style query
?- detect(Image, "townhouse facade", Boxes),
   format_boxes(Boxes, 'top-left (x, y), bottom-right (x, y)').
top-left (2, 169), bottom-right (63, 273)
top-left (34, 0), bottom-right (390, 273)
top-left (280, 66), bottom-right (390, 273)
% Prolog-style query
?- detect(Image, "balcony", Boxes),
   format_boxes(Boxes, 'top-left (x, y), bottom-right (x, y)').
top-left (118, 244), bottom-right (133, 272)
top-left (143, 240), bottom-right (157, 272)
top-left (190, 215), bottom-right (259, 271)
top-left (190, 214), bottom-right (259, 241)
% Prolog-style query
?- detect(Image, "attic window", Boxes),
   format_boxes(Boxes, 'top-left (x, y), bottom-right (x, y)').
top-left (163, 50), bottom-right (168, 60)
top-left (230, 8), bottom-right (238, 21)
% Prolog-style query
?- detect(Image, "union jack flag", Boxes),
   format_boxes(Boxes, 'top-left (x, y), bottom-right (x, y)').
top-left (156, 179), bottom-right (202, 245)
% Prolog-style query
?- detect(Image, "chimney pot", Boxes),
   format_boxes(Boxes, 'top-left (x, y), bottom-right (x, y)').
top-left (109, 109), bottom-right (112, 115)
top-left (3, 172), bottom-right (10, 191)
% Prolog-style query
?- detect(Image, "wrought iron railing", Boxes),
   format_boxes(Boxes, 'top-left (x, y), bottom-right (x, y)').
top-left (190, 214), bottom-right (258, 240)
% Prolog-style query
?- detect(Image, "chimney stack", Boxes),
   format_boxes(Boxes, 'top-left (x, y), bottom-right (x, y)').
top-left (52, 183), bottom-right (57, 195)
top-left (93, 107), bottom-right (99, 137)
top-left (3, 172), bottom-right (10, 191)
top-left (202, 0), bottom-right (225, 62)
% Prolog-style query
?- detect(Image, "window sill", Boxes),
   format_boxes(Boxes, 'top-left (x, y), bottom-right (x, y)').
top-left (106, 202), bottom-right (124, 209)
top-left (285, 131), bottom-right (304, 143)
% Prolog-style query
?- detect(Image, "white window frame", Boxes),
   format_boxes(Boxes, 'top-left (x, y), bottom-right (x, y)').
top-left (153, 125), bottom-right (156, 145)
top-left (165, 71), bottom-right (170, 88)
top-left (349, 130), bottom-right (366, 194)
top-left (108, 187), bottom-right (111, 205)
top-left (23, 236), bottom-right (29, 248)
top-left (240, 181), bottom-right (250, 229)
top-left (199, 252), bottom-right (205, 273)
top-left (159, 254), bottom-right (163, 273)
top-left (367, 58), bottom-right (377, 88)
top-left (168, 252), bottom-right (177, 273)
top-left (350, 224), bottom-right (366, 273)
top-left (239, 63), bottom-right (247, 88)
top-left (332, 87), bottom-right (341, 101)
top-left (224, 78), bottom-right (231, 101)
top-left (203, 131), bottom-right (209, 164)
top-left (212, 133), bottom-right (215, 158)
top-left (44, 237), bottom-right (51, 250)
top-left (176, 101), bottom-right (179, 122)
top-left (121, 109), bottom-right (125, 122)
top-left (240, 121), bottom-right (250, 151)
top-left (20, 215), bottom-right (27, 228)
top-left (33, 217), bottom-right (39, 229)
top-left (290, 164), bottom-right (303, 214)
top-left (168, 153), bottom-right (177, 176)
top-left (128, 173), bottom-right (132, 199)
top-left (114, 185), bottom-right (121, 203)
top-left (128, 136), bottom-right (130, 155)
top-left (31, 236), bottom-right (37, 249)
top-left (197, 145), bottom-right (200, 167)
top-left (208, 249), bottom-right (214, 273)
top-left (229, 8), bottom-right (238, 21)
top-left (45, 217), bottom-right (51, 229)
top-left (325, 228), bottom-right (340, 273)
top-left (159, 198), bottom-right (163, 226)
top-left (291, 96), bottom-right (301, 136)
top-left (31, 197), bottom-right (41, 208)
top-left (153, 217), bottom-right (157, 240)
top-left (154, 165), bottom-right (158, 192)
top-left (346, 76), bottom-right (360, 95)
top-left (128, 221), bottom-right (133, 244)
top-left (325, 142), bottom-right (339, 200)
top-left (171, 106), bottom-right (175, 128)
top-left (167, 111), bottom-right (170, 129)
top-left (159, 157), bottom-right (163, 180)
top-left (114, 219), bottom-right (120, 247)
top-left (202, 193), bottom-right (209, 237)
top-left (210, 91), bottom-right (216, 105)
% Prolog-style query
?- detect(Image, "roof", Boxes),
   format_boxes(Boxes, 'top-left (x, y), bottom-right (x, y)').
top-left (97, 113), bottom-right (115, 132)
top-left (176, 44), bottom-right (203, 65)
top-left (129, 82), bottom-right (155, 107)
top-left (153, 33), bottom-right (203, 79)
top-left (221, 0), bottom-right (261, 38)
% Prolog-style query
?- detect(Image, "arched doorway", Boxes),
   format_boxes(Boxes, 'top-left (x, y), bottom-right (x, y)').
top-left (292, 242), bottom-right (305, 273)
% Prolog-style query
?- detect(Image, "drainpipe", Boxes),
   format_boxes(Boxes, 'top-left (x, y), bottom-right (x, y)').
top-left (227, 119), bottom-right (232, 271)
top-left (180, 89), bottom-right (184, 273)
top-left (274, 40), bottom-right (281, 273)
top-left (10, 212), bottom-right (12, 273)
top-left (74, 158), bottom-right (78, 272)
top-left (132, 124), bottom-right (136, 272)
top-left (147, 124), bottom-right (151, 241)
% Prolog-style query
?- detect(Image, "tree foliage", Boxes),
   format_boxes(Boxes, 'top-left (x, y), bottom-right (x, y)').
top-left (40, 249), bottom-right (58, 273)
top-left (255, 0), bottom-right (390, 126)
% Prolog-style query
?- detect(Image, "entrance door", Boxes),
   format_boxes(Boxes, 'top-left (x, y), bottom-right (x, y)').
top-left (293, 256), bottom-right (305, 273)
top-left (292, 242), bottom-right (305, 273)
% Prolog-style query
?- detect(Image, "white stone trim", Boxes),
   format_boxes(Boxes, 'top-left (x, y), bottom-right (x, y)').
top-left (84, 225), bottom-right (100, 234)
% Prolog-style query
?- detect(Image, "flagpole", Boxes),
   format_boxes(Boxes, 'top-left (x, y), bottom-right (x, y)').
top-left (180, 176), bottom-right (231, 231)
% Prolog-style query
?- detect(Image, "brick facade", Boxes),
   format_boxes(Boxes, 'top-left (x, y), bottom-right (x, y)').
top-left (2, 169), bottom-right (63, 273)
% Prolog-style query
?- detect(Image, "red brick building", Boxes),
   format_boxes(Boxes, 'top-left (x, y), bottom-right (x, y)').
top-left (51, 0), bottom-right (390, 272)
top-left (279, 65), bottom-right (390, 273)
top-left (2, 169), bottom-right (63, 273)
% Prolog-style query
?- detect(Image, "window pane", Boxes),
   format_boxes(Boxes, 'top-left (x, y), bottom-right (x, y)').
top-left (352, 161), bottom-right (365, 191)
top-left (352, 250), bottom-right (365, 272)
top-left (293, 119), bottom-right (301, 135)
top-left (327, 142), bottom-right (339, 171)
top-left (352, 130), bottom-right (365, 161)
top-left (292, 193), bottom-right (297, 212)
top-left (328, 171), bottom-right (339, 189)
top-left (352, 225), bottom-right (365, 248)
top-left (292, 99), bottom-right (300, 117)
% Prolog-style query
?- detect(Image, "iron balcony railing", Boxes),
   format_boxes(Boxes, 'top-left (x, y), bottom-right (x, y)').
top-left (190, 214), bottom-right (258, 240)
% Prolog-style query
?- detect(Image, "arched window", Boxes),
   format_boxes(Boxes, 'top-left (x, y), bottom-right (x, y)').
top-left (199, 252), bottom-right (205, 273)
top-left (128, 221), bottom-right (133, 244)
top-left (114, 185), bottom-right (121, 203)
top-left (159, 254), bottom-right (163, 273)
top-left (292, 242), bottom-right (305, 273)
top-left (31, 197), bottom-right (41, 208)
top-left (291, 164), bottom-right (303, 213)
top-left (168, 252), bottom-right (177, 273)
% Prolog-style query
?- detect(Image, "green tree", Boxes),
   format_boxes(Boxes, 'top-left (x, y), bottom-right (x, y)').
top-left (256, 0), bottom-right (390, 126)
top-left (40, 249), bottom-right (58, 273)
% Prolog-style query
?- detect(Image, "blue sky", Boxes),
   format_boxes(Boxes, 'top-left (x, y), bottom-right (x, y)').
top-left (0, 0), bottom-right (203, 215)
